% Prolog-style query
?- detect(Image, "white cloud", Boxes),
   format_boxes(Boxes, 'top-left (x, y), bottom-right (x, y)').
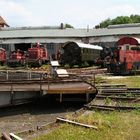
top-left (0, 0), bottom-right (140, 28)
top-left (0, 0), bottom-right (39, 26)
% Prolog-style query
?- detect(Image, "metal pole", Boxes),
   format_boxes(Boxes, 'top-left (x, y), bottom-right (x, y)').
top-left (93, 73), bottom-right (95, 86)
top-left (48, 73), bottom-right (49, 90)
top-left (40, 73), bottom-right (42, 94)
top-left (10, 79), bottom-right (14, 104)
top-left (6, 70), bottom-right (8, 80)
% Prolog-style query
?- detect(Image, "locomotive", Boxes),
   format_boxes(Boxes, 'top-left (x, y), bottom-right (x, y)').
top-left (107, 37), bottom-right (140, 75)
top-left (60, 41), bottom-right (103, 67)
top-left (8, 49), bottom-right (26, 66)
top-left (0, 48), bottom-right (6, 65)
top-left (7, 43), bottom-right (49, 67)
top-left (27, 43), bottom-right (49, 66)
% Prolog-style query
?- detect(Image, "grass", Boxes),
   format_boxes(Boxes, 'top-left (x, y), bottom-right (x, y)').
top-left (32, 75), bottom-right (140, 140)
top-left (97, 75), bottom-right (140, 87)
top-left (108, 76), bottom-right (140, 87)
top-left (32, 111), bottom-right (140, 140)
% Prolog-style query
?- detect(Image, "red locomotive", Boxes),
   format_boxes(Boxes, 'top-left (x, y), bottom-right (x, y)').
top-left (0, 48), bottom-right (6, 65)
top-left (107, 37), bottom-right (140, 75)
top-left (27, 43), bottom-right (49, 66)
top-left (8, 49), bottom-right (26, 66)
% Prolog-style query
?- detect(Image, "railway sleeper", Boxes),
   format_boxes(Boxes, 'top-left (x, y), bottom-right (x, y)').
top-left (98, 93), bottom-right (140, 97)
top-left (98, 90), bottom-right (140, 93)
top-left (96, 95), bottom-right (138, 101)
top-left (85, 104), bottom-right (140, 110)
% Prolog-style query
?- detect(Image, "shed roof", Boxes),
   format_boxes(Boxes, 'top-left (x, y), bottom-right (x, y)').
top-left (0, 24), bottom-right (140, 39)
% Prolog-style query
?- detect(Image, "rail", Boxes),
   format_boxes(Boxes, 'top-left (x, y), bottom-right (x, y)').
top-left (86, 84), bottom-right (140, 111)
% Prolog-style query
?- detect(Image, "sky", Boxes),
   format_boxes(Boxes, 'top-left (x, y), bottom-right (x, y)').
top-left (0, 0), bottom-right (140, 28)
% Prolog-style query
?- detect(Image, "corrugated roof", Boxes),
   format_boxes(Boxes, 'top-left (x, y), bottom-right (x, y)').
top-left (0, 25), bottom-right (140, 38)
top-left (0, 28), bottom-right (89, 38)
top-left (88, 27), bottom-right (140, 37)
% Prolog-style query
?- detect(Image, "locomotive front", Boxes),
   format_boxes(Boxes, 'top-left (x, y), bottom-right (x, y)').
top-left (108, 37), bottom-right (140, 75)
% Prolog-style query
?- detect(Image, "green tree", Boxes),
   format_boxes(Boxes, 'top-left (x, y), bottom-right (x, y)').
top-left (95, 15), bottom-right (140, 28)
top-left (65, 23), bottom-right (74, 28)
top-left (130, 14), bottom-right (140, 23)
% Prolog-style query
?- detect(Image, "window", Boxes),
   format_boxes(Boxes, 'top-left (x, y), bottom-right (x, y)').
top-left (126, 45), bottom-right (129, 50)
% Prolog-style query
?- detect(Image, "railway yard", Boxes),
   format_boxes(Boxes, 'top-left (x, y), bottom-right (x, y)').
top-left (1, 7), bottom-right (140, 140)
top-left (0, 66), bottom-right (139, 140)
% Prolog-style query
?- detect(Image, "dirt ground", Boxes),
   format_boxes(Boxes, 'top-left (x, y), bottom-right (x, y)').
top-left (0, 99), bottom-right (83, 138)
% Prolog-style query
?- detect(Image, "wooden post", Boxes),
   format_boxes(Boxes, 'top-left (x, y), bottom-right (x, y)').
top-left (57, 117), bottom-right (98, 130)
top-left (93, 73), bottom-right (95, 86)
top-left (1, 132), bottom-right (12, 140)
top-left (40, 73), bottom-right (42, 95)
top-left (60, 94), bottom-right (63, 102)
top-left (86, 93), bottom-right (89, 102)
top-left (47, 73), bottom-right (50, 90)
top-left (6, 70), bottom-right (9, 80)
top-left (10, 79), bottom-right (14, 104)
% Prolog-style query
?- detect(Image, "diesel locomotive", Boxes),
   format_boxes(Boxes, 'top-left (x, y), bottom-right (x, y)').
top-left (107, 37), bottom-right (140, 75)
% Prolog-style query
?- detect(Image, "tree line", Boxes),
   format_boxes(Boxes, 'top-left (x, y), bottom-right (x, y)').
top-left (95, 15), bottom-right (140, 28)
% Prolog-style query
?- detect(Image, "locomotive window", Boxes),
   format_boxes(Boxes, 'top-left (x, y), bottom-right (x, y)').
top-left (83, 48), bottom-right (85, 53)
top-left (126, 45), bottom-right (129, 50)
top-left (131, 47), bottom-right (140, 50)
top-left (89, 49), bottom-right (91, 53)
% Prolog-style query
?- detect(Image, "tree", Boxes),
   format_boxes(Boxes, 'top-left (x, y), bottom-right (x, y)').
top-left (95, 15), bottom-right (140, 28)
top-left (65, 23), bottom-right (74, 28)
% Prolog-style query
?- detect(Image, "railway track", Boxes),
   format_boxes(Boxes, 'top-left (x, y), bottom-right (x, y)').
top-left (67, 67), bottom-right (107, 75)
top-left (85, 84), bottom-right (140, 111)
